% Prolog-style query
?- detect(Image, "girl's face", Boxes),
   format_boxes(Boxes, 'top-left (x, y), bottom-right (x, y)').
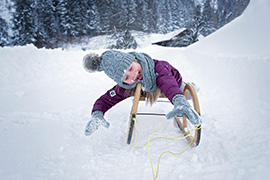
top-left (122, 61), bottom-right (143, 84)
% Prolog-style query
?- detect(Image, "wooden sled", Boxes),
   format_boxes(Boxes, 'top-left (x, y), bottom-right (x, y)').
top-left (126, 83), bottom-right (201, 147)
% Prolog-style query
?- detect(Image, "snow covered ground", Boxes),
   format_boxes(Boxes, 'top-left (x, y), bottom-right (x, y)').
top-left (1, 1), bottom-right (270, 180)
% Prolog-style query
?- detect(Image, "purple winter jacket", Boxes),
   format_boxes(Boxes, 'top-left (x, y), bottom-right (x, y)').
top-left (92, 59), bottom-right (183, 114)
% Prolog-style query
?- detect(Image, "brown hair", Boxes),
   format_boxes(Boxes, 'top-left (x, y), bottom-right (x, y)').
top-left (145, 86), bottom-right (161, 105)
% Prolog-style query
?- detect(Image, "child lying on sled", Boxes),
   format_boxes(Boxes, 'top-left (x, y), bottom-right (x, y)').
top-left (82, 50), bottom-right (202, 136)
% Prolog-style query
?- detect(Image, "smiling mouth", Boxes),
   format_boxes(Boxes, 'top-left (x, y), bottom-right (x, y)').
top-left (130, 71), bottom-right (143, 84)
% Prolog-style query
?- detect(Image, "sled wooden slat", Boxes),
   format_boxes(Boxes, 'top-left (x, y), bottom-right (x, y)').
top-left (127, 83), bottom-right (201, 147)
top-left (127, 83), bottom-right (142, 144)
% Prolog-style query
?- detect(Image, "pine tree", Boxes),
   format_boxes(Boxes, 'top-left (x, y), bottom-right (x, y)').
top-left (0, 17), bottom-right (9, 47)
top-left (125, 0), bottom-right (137, 30)
top-left (135, 0), bottom-right (151, 32)
top-left (58, 0), bottom-right (81, 44)
top-left (12, 0), bottom-right (35, 46)
top-left (110, 29), bottom-right (137, 50)
top-left (70, 0), bottom-right (90, 42)
top-left (47, 0), bottom-right (61, 48)
top-left (7, 0), bottom-right (250, 49)
top-left (31, 0), bottom-right (58, 48)
top-left (155, 0), bottom-right (168, 33)
top-left (85, 0), bottom-right (100, 37)
top-left (201, 0), bottom-right (216, 36)
top-left (170, 0), bottom-right (182, 30)
top-left (96, 0), bottom-right (112, 34)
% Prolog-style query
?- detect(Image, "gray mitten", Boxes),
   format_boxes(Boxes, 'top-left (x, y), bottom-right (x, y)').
top-left (85, 110), bottom-right (110, 136)
top-left (166, 94), bottom-right (202, 126)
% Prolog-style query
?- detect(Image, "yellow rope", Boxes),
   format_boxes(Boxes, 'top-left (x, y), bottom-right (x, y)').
top-left (133, 117), bottom-right (200, 180)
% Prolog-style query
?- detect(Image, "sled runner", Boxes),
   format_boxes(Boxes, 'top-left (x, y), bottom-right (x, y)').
top-left (127, 83), bottom-right (201, 147)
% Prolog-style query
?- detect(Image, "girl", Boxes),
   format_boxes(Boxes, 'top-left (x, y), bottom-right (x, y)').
top-left (83, 50), bottom-right (202, 136)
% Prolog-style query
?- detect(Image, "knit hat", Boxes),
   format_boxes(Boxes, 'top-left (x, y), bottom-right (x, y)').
top-left (83, 50), bottom-right (136, 89)
top-left (83, 50), bottom-right (157, 91)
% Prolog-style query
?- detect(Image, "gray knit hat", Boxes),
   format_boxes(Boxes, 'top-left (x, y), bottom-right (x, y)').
top-left (83, 50), bottom-right (136, 89)
top-left (83, 50), bottom-right (157, 91)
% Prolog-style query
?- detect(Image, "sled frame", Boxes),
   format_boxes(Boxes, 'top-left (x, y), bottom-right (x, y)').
top-left (126, 83), bottom-right (201, 147)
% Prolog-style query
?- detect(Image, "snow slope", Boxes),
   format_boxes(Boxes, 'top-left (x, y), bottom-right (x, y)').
top-left (0, 1), bottom-right (270, 180)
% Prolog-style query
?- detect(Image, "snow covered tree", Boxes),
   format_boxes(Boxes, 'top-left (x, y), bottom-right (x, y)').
top-left (170, 0), bottom-right (182, 30)
top-left (135, 0), bottom-right (152, 32)
top-left (31, 0), bottom-right (61, 48)
top-left (58, 0), bottom-right (83, 44)
top-left (11, 0), bottom-right (35, 46)
top-left (83, 1), bottom-right (100, 37)
top-left (188, 1), bottom-right (204, 38)
top-left (155, 0), bottom-right (169, 33)
top-left (6, 0), bottom-right (249, 49)
top-left (109, 29), bottom-right (137, 50)
top-left (0, 17), bottom-right (10, 47)
top-left (96, 0), bottom-right (111, 34)
top-left (125, 0), bottom-right (137, 30)
top-left (201, 0), bottom-right (217, 36)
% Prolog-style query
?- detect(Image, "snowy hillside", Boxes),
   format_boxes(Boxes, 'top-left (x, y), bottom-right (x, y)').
top-left (0, 1), bottom-right (270, 180)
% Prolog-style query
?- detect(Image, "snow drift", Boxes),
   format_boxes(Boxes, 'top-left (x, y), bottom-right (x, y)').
top-left (0, 1), bottom-right (270, 179)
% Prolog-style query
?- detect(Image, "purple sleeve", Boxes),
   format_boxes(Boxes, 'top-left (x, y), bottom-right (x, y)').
top-left (155, 61), bottom-right (183, 103)
top-left (92, 85), bottom-right (132, 114)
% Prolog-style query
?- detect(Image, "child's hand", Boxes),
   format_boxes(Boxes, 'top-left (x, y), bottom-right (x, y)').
top-left (85, 110), bottom-right (110, 136)
top-left (166, 94), bottom-right (202, 126)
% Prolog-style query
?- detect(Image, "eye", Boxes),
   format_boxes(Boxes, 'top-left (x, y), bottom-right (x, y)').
top-left (129, 67), bottom-right (132, 71)
top-left (125, 75), bottom-right (129, 81)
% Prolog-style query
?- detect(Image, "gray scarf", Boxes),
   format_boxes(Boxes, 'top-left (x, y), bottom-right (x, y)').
top-left (128, 52), bottom-right (157, 92)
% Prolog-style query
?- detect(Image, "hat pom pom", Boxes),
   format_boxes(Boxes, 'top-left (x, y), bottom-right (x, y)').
top-left (82, 53), bottom-right (101, 73)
